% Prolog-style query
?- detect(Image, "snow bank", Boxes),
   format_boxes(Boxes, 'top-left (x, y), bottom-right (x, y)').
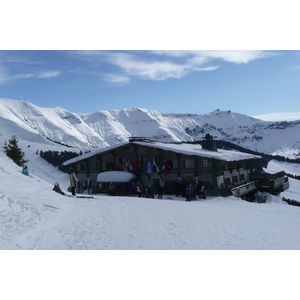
top-left (255, 191), bottom-right (286, 204)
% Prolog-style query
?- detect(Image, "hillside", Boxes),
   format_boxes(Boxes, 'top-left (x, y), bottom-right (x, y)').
top-left (1, 96), bottom-right (300, 249)
top-left (1, 98), bottom-right (300, 159)
top-left (1, 139), bottom-right (300, 250)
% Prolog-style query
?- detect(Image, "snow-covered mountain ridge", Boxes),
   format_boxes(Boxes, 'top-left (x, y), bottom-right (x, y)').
top-left (1, 98), bottom-right (300, 158)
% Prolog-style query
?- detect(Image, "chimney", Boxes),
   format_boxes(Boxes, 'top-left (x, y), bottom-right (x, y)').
top-left (202, 133), bottom-right (218, 152)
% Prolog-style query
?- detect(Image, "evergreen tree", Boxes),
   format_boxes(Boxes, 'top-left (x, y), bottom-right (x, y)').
top-left (3, 135), bottom-right (28, 167)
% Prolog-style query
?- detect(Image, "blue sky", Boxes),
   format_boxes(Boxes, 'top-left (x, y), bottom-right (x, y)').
top-left (1, 50), bottom-right (300, 121)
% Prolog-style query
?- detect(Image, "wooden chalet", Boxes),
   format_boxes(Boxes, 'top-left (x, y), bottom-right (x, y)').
top-left (62, 135), bottom-right (262, 196)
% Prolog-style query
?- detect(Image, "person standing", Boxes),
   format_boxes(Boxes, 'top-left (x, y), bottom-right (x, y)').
top-left (141, 183), bottom-right (147, 198)
top-left (131, 181), bottom-right (137, 196)
top-left (150, 185), bottom-right (155, 199)
top-left (186, 184), bottom-right (192, 201)
top-left (191, 184), bottom-right (196, 200)
top-left (157, 185), bottom-right (163, 199)
top-left (70, 169), bottom-right (78, 196)
top-left (137, 182), bottom-right (142, 197)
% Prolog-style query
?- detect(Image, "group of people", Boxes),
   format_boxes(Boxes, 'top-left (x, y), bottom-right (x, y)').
top-left (21, 164), bottom-right (78, 197)
top-left (136, 182), bottom-right (163, 199)
top-left (185, 184), bottom-right (206, 201)
top-left (53, 169), bottom-right (78, 196)
top-left (23, 165), bottom-right (206, 202)
top-left (105, 181), bottom-right (164, 199)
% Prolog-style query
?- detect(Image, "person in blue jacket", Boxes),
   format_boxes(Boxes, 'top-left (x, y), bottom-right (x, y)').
top-left (186, 184), bottom-right (192, 201)
top-left (22, 165), bottom-right (29, 176)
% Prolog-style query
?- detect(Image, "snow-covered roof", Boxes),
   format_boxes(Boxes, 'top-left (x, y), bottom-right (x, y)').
top-left (97, 171), bottom-right (136, 182)
top-left (63, 141), bottom-right (261, 166)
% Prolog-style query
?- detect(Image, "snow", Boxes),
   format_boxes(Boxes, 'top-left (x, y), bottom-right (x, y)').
top-left (1, 148), bottom-right (300, 299)
top-left (1, 98), bottom-right (300, 298)
top-left (2, 146), bottom-right (300, 298)
top-left (4, 145), bottom-right (298, 250)
top-left (63, 140), bottom-right (261, 166)
top-left (2, 97), bottom-right (300, 159)
top-left (264, 159), bottom-right (300, 202)
top-left (97, 171), bottom-right (136, 182)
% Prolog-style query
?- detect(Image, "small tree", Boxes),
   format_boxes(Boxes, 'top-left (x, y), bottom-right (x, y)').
top-left (3, 135), bottom-right (28, 167)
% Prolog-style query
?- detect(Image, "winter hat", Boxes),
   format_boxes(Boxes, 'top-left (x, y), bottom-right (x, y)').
top-left (54, 182), bottom-right (59, 186)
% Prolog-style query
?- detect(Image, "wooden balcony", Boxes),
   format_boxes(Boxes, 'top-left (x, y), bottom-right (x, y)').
top-left (231, 181), bottom-right (258, 197)
top-left (237, 171), bottom-right (290, 197)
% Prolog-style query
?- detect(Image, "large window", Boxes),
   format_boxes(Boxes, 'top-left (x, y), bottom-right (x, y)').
top-left (185, 159), bottom-right (195, 168)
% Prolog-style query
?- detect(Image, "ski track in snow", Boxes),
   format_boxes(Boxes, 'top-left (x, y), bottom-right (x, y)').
top-left (1, 192), bottom-right (300, 250)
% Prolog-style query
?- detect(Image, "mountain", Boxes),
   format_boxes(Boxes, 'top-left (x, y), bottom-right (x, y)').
top-left (1, 98), bottom-right (300, 159)
top-left (1, 97), bottom-right (300, 252)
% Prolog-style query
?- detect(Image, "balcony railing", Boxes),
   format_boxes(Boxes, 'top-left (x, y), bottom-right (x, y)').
top-left (231, 181), bottom-right (258, 197)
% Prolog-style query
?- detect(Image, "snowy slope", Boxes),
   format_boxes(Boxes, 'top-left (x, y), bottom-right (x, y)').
top-left (1, 96), bottom-right (300, 250)
top-left (1, 98), bottom-right (300, 158)
top-left (1, 138), bottom-right (300, 250)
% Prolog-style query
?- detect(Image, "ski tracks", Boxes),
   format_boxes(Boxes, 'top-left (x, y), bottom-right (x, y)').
top-left (0, 194), bottom-right (44, 249)
top-left (2, 193), bottom-right (299, 250)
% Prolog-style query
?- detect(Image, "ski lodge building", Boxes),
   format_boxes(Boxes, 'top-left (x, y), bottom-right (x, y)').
top-left (62, 135), bottom-right (267, 196)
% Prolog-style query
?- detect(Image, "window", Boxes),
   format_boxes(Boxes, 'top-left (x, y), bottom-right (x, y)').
top-left (173, 160), bottom-right (178, 168)
top-left (224, 177), bottom-right (231, 185)
top-left (185, 159), bottom-right (195, 168)
top-left (202, 159), bottom-right (209, 168)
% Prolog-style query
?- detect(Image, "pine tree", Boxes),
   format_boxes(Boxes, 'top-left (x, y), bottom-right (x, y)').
top-left (3, 135), bottom-right (28, 167)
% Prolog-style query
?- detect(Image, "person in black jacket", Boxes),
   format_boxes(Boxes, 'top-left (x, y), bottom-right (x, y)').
top-left (157, 185), bottom-right (163, 199)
